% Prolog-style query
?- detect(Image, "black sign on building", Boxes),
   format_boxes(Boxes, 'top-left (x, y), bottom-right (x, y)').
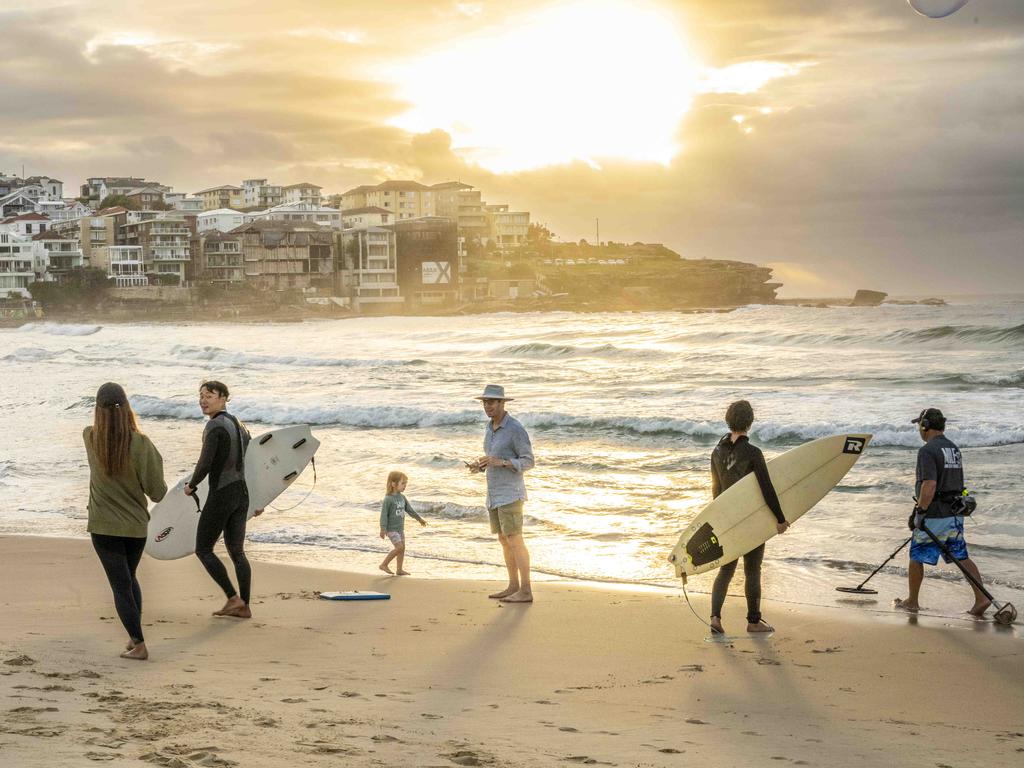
top-left (389, 217), bottom-right (459, 308)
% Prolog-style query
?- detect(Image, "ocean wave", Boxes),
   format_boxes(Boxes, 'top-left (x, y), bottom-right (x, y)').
top-left (1, 347), bottom-right (71, 363)
top-left (670, 322), bottom-right (1024, 350)
top-left (120, 396), bottom-right (1024, 447)
top-left (494, 342), bottom-right (648, 359)
top-left (17, 322), bottom-right (102, 336)
top-left (934, 371), bottom-right (1024, 389)
top-left (168, 344), bottom-right (426, 369)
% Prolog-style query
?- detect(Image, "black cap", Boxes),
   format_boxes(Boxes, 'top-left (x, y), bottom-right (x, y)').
top-left (912, 408), bottom-right (946, 430)
top-left (96, 382), bottom-right (128, 408)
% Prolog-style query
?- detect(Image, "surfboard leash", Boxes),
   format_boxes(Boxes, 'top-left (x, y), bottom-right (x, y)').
top-left (681, 582), bottom-right (715, 634)
top-left (269, 456), bottom-right (317, 512)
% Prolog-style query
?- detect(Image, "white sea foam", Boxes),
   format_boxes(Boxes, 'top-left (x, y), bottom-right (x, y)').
top-left (123, 395), bottom-right (1024, 448)
top-left (17, 322), bottom-right (102, 336)
top-left (169, 344), bottom-right (424, 369)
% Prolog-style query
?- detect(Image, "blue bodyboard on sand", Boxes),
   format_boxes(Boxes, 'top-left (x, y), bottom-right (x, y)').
top-left (319, 591), bottom-right (390, 601)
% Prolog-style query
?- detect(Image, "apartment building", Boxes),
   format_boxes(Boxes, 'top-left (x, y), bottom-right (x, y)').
top-left (234, 220), bottom-right (334, 292)
top-left (50, 210), bottom-right (121, 264)
top-left (282, 183), bottom-right (322, 206)
top-left (31, 230), bottom-right (84, 283)
top-left (0, 213), bottom-right (50, 237)
top-left (0, 230), bottom-right (38, 298)
top-left (199, 232), bottom-right (244, 284)
top-left (196, 185), bottom-right (244, 211)
top-left (340, 181), bottom-right (436, 220)
top-left (389, 217), bottom-right (459, 307)
top-left (341, 206), bottom-right (392, 229)
top-left (124, 186), bottom-right (167, 209)
top-left (35, 199), bottom-right (92, 222)
top-left (251, 202), bottom-right (342, 229)
top-left (0, 175), bottom-right (63, 200)
top-left (242, 179), bottom-right (283, 209)
top-left (337, 227), bottom-right (403, 312)
top-left (81, 177), bottom-right (169, 204)
top-left (197, 209), bottom-right (245, 234)
top-left (485, 204), bottom-right (530, 250)
top-left (91, 245), bottom-right (148, 287)
top-left (121, 216), bottom-right (191, 286)
top-left (164, 193), bottom-right (204, 213)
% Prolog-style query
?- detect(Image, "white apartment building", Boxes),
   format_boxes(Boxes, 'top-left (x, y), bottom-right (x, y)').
top-left (122, 216), bottom-right (191, 286)
top-left (32, 230), bottom-right (84, 280)
top-left (251, 202), bottom-right (342, 229)
top-left (35, 199), bottom-right (92, 222)
top-left (282, 183), bottom-right (322, 206)
top-left (0, 230), bottom-right (38, 298)
top-left (197, 208), bottom-right (245, 233)
top-left (340, 181), bottom-right (437, 220)
top-left (341, 206), bottom-right (392, 229)
top-left (242, 179), bottom-right (283, 209)
top-left (485, 204), bottom-right (530, 250)
top-left (170, 195), bottom-right (204, 213)
top-left (340, 226), bottom-right (403, 310)
top-left (92, 246), bottom-right (148, 287)
top-left (0, 213), bottom-right (50, 237)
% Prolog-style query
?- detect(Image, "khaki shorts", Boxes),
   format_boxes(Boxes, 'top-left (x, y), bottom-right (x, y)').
top-left (489, 500), bottom-right (524, 536)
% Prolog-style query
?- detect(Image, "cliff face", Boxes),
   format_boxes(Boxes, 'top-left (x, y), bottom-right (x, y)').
top-left (531, 244), bottom-right (780, 308)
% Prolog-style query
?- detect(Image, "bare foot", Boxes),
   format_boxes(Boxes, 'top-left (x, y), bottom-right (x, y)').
top-left (488, 586), bottom-right (519, 599)
top-left (213, 596), bottom-right (247, 616)
top-left (709, 617), bottom-right (724, 635)
top-left (747, 620), bottom-right (774, 633)
top-left (968, 599), bottom-right (992, 616)
top-left (120, 642), bottom-right (148, 661)
top-left (217, 604), bottom-right (252, 619)
top-left (379, 563), bottom-right (394, 575)
top-left (893, 598), bottom-right (920, 613)
top-left (396, 570), bottom-right (411, 576)
top-left (125, 640), bottom-right (135, 651)
top-left (499, 591), bottom-right (534, 603)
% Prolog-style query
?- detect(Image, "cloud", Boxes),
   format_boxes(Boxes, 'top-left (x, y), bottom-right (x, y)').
top-left (1, 0), bottom-right (1022, 296)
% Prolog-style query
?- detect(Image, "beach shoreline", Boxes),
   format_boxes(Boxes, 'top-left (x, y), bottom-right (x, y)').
top-left (1, 535), bottom-right (1021, 767)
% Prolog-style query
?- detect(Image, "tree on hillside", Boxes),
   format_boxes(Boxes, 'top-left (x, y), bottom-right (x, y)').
top-left (28, 268), bottom-right (113, 310)
top-left (98, 194), bottom-right (140, 211)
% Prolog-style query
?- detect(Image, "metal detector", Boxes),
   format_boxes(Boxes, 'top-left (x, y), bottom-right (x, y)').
top-left (918, 521), bottom-right (1018, 626)
top-left (836, 536), bottom-right (913, 595)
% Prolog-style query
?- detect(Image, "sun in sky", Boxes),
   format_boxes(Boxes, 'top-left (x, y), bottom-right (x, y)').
top-left (387, 0), bottom-right (702, 173)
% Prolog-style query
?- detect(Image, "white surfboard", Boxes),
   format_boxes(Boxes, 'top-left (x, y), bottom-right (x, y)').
top-left (146, 424), bottom-right (320, 560)
top-left (668, 434), bottom-right (872, 581)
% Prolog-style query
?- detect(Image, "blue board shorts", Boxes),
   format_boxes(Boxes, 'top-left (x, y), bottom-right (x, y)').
top-left (910, 516), bottom-right (969, 565)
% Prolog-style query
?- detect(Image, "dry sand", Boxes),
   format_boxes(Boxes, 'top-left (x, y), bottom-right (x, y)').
top-left (1, 535), bottom-right (1021, 767)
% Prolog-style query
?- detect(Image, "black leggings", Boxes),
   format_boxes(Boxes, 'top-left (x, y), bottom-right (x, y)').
top-left (195, 481), bottom-right (251, 604)
top-left (91, 533), bottom-right (146, 643)
top-left (710, 543), bottom-right (765, 624)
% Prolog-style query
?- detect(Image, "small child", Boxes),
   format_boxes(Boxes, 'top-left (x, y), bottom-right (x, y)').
top-left (379, 471), bottom-right (426, 575)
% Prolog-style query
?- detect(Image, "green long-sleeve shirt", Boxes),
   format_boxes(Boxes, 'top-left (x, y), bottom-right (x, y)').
top-left (379, 493), bottom-right (424, 533)
top-left (84, 427), bottom-right (168, 538)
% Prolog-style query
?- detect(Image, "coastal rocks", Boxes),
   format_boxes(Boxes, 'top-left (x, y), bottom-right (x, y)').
top-left (851, 289), bottom-right (888, 306)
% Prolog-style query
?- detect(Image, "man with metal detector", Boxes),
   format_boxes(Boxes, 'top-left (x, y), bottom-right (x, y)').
top-left (894, 408), bottom-right (990, 616)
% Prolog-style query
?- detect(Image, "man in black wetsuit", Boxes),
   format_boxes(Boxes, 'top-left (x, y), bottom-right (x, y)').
top-left (184, 380), bottom-right (257, 619)
top-left (709, 400), bottom-right (788, 635)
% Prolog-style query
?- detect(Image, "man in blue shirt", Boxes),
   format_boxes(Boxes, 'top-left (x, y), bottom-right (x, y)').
top-left (468, 384), bottom-right (535, 603)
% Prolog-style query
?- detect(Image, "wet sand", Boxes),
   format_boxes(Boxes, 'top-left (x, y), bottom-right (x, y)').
top-left (1, 535), bottom-right (1021, 767)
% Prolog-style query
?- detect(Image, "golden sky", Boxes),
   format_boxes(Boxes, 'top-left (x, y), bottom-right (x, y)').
top-left (2, 0), bottom-right (1022, 295)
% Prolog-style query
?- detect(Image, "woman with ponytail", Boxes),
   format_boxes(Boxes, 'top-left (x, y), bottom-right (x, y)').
top-left (83, 383), bottom-right (167, 660)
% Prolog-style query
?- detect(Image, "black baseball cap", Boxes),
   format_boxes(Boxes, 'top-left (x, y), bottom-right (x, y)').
top-left (911, 408), bottom-right (946, 429)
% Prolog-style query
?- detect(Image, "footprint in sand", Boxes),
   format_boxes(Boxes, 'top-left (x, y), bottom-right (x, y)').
top-left (756, 658), bottom-right (782, 666)
top-left (84, 752), bottom-right (119, 762)
top-left (658, 747), bottom-right (684, 754)
top-left (422, 713), bottom-right (444, 719)
top-left (685, 718), bottom-right (708, 725)
top-left (3, 655), bottom-right (37, 667)
top-left (559, 726), bottom-right (579, 732)
top-left (447, 750), bottom-right (490, 766)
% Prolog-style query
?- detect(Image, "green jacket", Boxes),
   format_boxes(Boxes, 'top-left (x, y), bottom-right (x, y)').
top-left (84, 427), bottom-right (168, 538)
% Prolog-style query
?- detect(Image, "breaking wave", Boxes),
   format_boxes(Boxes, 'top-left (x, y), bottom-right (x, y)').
top-left (121, 396), bottom-right (1024, 447)
top-left (17, 322), bottom-right (102, 336)
top-left (169, 344), bottom-right (425, 369)
top-left (494, 342), bottom-right (650, 359)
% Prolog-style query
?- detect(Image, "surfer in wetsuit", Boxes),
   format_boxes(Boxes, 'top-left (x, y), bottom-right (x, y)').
top-left (709, 400), bottom-right (788, 634)
top-left (184, 381), bottom-right (259, 619)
